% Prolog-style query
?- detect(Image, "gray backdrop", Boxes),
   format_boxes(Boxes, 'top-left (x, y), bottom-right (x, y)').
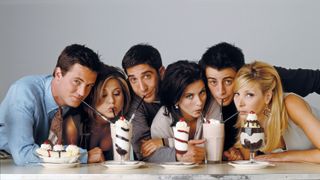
top-left (0, 0), bottom-right (319, 107)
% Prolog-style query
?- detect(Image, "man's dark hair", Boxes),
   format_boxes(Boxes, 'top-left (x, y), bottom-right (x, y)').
top-left (53, 44), bottom-right (101, 76)
top-left (199, 42), bottom-right (245, 72)
top-left (121, 44), bottom-right (162, 73)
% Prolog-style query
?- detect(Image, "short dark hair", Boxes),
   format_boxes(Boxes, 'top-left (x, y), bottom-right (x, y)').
top-left (160, 60), bottom-right (205, 125)
top-left (199, 42), bottom-right (245, 72)
top-left (53, 44), bottom-right (101, 76)
top-left (121, 44), bottom-right (162, 73)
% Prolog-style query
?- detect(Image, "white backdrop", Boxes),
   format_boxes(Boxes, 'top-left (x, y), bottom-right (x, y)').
top-left (0, 0), bottom-right (319, 107)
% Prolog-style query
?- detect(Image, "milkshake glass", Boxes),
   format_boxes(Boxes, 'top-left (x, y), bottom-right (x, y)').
top-left (202, 119), bottom-right (224, 163)
top-left (111, 117), bottom-right (132, 161)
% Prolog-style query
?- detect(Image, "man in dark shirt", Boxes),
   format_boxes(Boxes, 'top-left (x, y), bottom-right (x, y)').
top-left (199, 42), bottom-right (320, 159)
top-left (121, 44), bottom-right (165, 160)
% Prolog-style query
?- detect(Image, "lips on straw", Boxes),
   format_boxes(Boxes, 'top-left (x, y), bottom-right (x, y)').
top-left (81, 100), bottom-right (113, 124)
top-left (112, 108), bottom-right (117, 118)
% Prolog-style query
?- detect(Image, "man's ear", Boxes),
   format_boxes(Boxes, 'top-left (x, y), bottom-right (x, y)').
top-left (264, 90), bottom-right (273, 105)
top-left (54, 67), bottom-right (63, 80)
top-left (158, 66), bottom-right (166, 80)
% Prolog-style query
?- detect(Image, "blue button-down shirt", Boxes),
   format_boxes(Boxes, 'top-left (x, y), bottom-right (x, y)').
top-left (0, 75), bottom-right (87, 165)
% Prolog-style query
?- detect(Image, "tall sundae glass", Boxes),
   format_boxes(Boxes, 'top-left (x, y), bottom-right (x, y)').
top-left (173, 118), bottom-right (190, 155)
top-left (112, 116), bottom-right (132, 164)
top-left (240, 111), bottom-right (264, 163)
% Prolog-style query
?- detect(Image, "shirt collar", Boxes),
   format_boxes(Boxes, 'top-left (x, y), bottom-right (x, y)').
top-left (45, 75), bottom-right (70, 118)
top-left (44, 75), bottom-right (59, 117)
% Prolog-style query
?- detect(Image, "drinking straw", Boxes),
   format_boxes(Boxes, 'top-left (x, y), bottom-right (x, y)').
top-left (81, 100), bottom-right (113, 124)
top-left (128, 95), bottom-right (146, 123)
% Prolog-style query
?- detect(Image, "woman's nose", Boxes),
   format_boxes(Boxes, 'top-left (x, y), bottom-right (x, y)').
top-left (107, 95), bottom-right (115, 104)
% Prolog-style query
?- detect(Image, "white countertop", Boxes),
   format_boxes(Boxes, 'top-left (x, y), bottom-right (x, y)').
top-left (1, 159), bottom-right (320, 180)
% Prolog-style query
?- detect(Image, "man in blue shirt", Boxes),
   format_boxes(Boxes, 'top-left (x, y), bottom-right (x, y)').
top-left (0, 44), bottom-right (104, 165)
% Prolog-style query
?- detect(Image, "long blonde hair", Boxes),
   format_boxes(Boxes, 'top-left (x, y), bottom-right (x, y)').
top-left (234, 61), bottom-right (288, 152)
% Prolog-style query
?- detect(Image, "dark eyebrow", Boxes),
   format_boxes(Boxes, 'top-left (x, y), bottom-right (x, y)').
top-left (127, 75), bottom-right (135, 79)
top-left (77, 77), bottom-right (95, 85)
top-left (207, 77), bottom-right (216, 80)
top-left (128, 70), bottom-right (154, 78)
top-left (223, 76), bottom-right (234, 80)
top-left (141, 71), bottom-right (154, 75)
top-left (207, 76), bottom-right (234, 80)
top-left (76, 77), bottom-right (85, 83)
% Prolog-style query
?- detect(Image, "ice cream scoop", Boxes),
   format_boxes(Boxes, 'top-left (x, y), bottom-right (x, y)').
top-left (240, 111), bottom-right (264, 151)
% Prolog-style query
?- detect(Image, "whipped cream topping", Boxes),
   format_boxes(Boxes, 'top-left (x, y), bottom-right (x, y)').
top-left (53, 144), bottom-right (64, 151)
top-left (40, 143), bottom-right (52, 151)
top-left (246, 112), bottom-right (258, 121)
top-left (240, 132), bottom-right (265, 144)
top-left (244, 112), bottom-right (261, 128)
top-left (176, 120), bottom-right (188, 130)
top-left (207, 118), bottom-right (221, 124)
top-left (115, 118), bottom-right (130, 128)
top-left (66, 145), bottom-right (80, 156)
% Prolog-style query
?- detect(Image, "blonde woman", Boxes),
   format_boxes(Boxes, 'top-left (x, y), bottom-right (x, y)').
top-left (226, 61), bottom-right (320, 163)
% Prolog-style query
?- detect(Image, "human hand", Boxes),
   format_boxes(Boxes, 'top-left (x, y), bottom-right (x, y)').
top-left (87, 147), bottom-right (105, 163)
top-left (223, 147), bottom-right (244, 161)
top-left (176, 139), bottom-right (206, 164)
top-left (141, 138), bottom-right (163, 157)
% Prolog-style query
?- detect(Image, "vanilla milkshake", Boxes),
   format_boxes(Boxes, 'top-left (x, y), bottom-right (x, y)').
top-left (203, 119), bottom-right (224, 162)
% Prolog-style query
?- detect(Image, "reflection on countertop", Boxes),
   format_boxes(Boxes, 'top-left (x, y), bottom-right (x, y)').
top-left (1, 159), bottom-right (320, 180)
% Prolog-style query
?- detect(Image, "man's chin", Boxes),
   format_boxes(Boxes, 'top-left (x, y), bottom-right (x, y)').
top-left (214, 97), bottom-right (232, 106)
top-left (223, 99), bottom-right (233, 106)
top-left (67, 101), bottom-right (81, 108)
top-left (143, 96), bottom-right (156, 103)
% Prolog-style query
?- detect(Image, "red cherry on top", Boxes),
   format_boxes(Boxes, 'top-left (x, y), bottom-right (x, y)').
top-left (249, 111), bottom-right (255, 114)
top-left (44, 140), bottom-right (51, 144)
top-left (43, 140), bottom-right (53, 146)
top-left (179, 118), bottom-right (185, 122)
top-left (120, 116), bottom-right (125, 120)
